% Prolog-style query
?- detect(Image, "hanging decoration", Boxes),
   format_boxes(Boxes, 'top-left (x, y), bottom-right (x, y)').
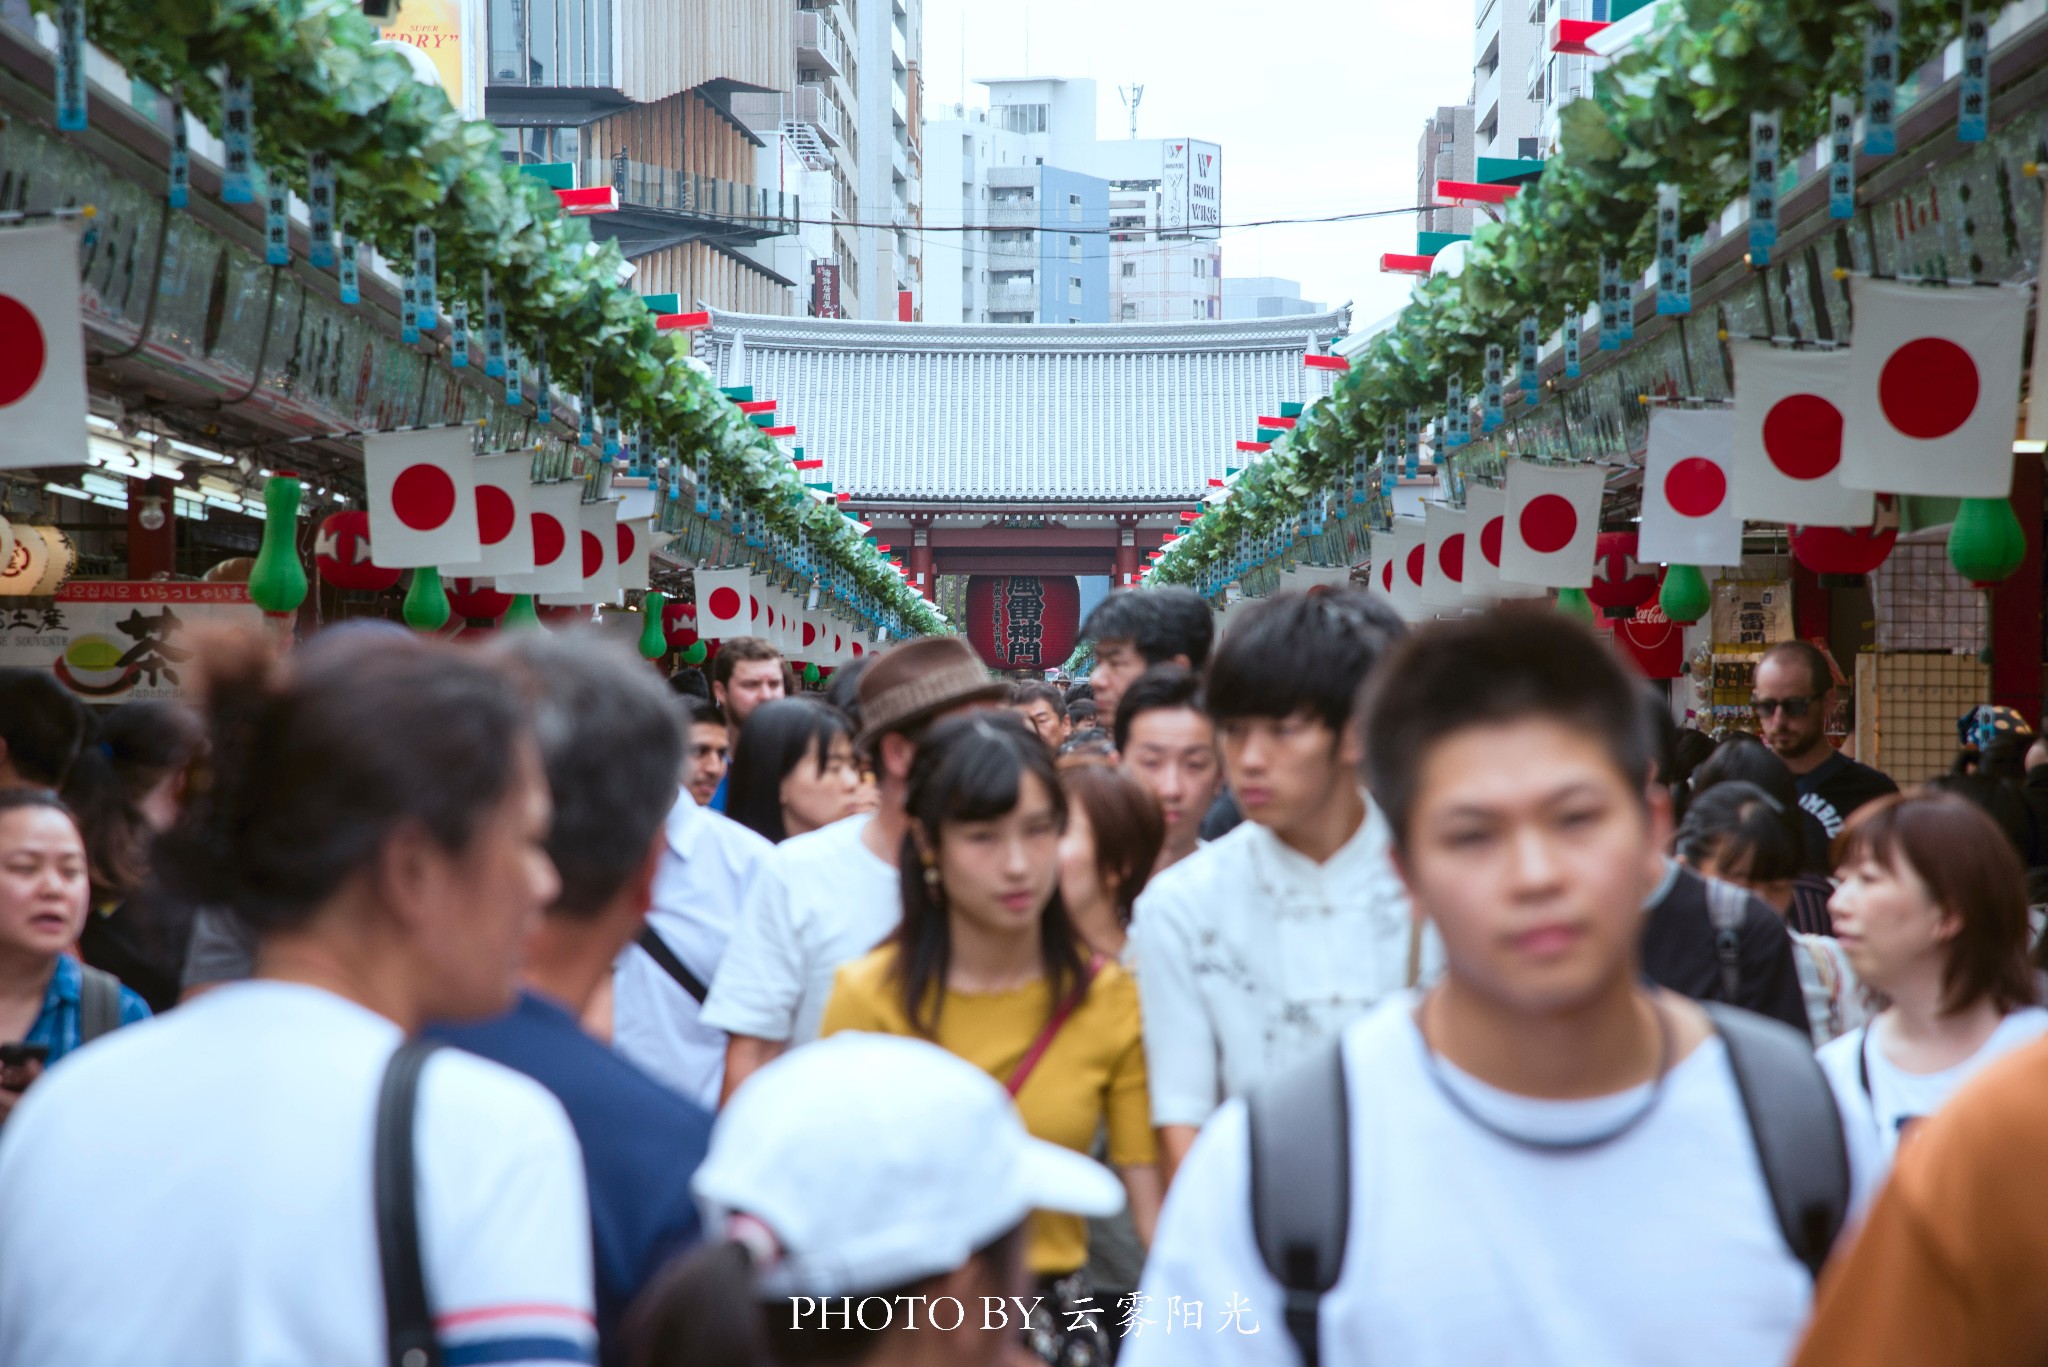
top-left (449, 301), bottom-right (469, 369)
top-left (0, 224), bottom-right (91, 470)
top-left (1640, 409), bottom-right (1743, 568)
top-left (1563, 308), bottom-right (1581, 379)
top-left (466, 455), bottom-right (535, 577)
top-left (1826, 96), bottom-right (1856, 219)
top-left (220, 75), bottom-right (253, 203)
top-left (481, 271), bottom-right (505, 377)
top-left (447, 576), bottom-right (513, 621)
top-left (503, 344), bottom-right (522, 406)
top-left (638, 591), bottom-right (669, 661)
top-left (1498, 459), bottom-right (1604, 589)
top-left (1865, 0), bottom-right (1900, 155)
top-left (1658, 564), bottom-right (1712, 625)
top-left (1518, 314), bottom-right (1541, 395)
top-left (1483, 345), bottom-right (1505, 429)
top-left (53, 0), bottom-right (86, 131)
top-left (503, 594), bottom-right (542, 630)
top-left (1749, 109), bottom-right (1781, 266)
top-left (363, 427), bottom-right (480, 569)
top-left (402, 567), bottom-right (451, 632)
top-left (263, 167), bottom-right (290, 266)
top-left (1790, 497), bottom-right (1900, 586)
top-left (313, 510), bottom-right (401, 592)
top-left (1404, 410), bottom-right (1422, 479)
top-left (1555, 587), bottom-right (1596, 622)
top-left (1958, 3), bottom-right (1990, 143)
top-left (1728, 342), bottom-right (1872, 526)
top-left (1444, 375), bottom-right (1466, 449)
top-left (1655, 185), bottom-right (1690, 315)
top-left (1599, 257), bottom-right (1632, 349)
top-left (246, 474), bottom-right (308, 617)
top-left (1585, 531), bottom-right (1660, 620)
top-left (167, 103), bottom-right (189, 207)
top-left (338, 226), bottom-right (359, 305)
top-left (412, 226), bottom-right (437, 334)
top-left (1947, 497), bottom-right (2025, 585)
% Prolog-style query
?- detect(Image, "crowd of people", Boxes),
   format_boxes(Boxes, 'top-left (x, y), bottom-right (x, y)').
top-left (3, 587), bottom-right (2048, 1366)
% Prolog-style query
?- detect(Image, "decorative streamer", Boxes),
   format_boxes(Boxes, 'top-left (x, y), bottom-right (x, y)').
top-left (482, 272), bottom-right (506, 377)
top-left (221, 77), bottom-right (254, 204)
top-left (1404, 409), bottom-right (1421, 480)
top-left (1655, 185), bottom-right (1690, 315)
top-left (1352, 445), bottom-right (1371, 504)
top-left (1483, 344), bottom-right (1506, 427)
top-left (400, 273), bottom-right (419, 345)
top-left (167, 103), bottom-right (189, 207)
top-left (579, 366), bottom-right (595, 447)
top-left (307, 152), bottom-right (336, 268)
top-left (604, 414), bottom-right (622, 459)
top-left (1864, 0), bottom-right (1899, 156)
top-left (534, 353), bottom-right (549, 421)
top-left (449, 301), bottom-right (469, 368)
top-left (1445, 374), bottom-right (1466, 449)
top-left (1599, 257), bottom-right (1632, 349)
top-left (1564, 307), bottom-right (1581, 379)
top-left (412, 227), bottom-right (437, 333)
top-left (263, 167), bottom-right (290, 266)
top-left (54, 0), bottom-right (86, 131)
top-left (504, 345), bottom-right (523, 406)
top-left (1958, 2), bottom-right (1989, 143)
top-left (1518, 314), bottom-right (1541, 394)
top-left (696, 451), bottom-right (711, 516)
top-left (338, 227), bottom-right (360, 305)
top-left (1749, 109), bottom-right (1781, 266)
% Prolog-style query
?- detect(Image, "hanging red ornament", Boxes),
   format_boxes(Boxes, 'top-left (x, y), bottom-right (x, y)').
top-left (1584, 530), bottom-right (1661, 620)
top-left (1790, 495), bottom-right (1899, 586)
top-left (313, 510), bottom-right (402, 592)
top-left (447, 576), bottom-right (513, 621)
top-left (662, 598), bottom-right (699, 650)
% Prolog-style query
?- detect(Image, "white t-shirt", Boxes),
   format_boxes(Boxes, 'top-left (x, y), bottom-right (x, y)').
top-left (0, 981), bottom-right (595, 1367)
top-left (1128, 801), bottom-right (1437, 1127)
top-left (699, 813), bottom-right (900, 1046)
top-left (1126, 996), bottom-right (1871, 1367)
top-left (612, 790), bottom-right (774, 1106)
top-left (1818, 1006), bottom-right (2048, 1174)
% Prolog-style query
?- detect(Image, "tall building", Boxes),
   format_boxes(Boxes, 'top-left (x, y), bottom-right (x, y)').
top-left (1221, 277), bottom-right (1323, 320)
top-left (485, 0), bottom-right (804, 314)
top-left (1530, 0), bottom-right (1660, 155)
top-left (1473, 0), bottom-right (1544, 161)
top-left (1417, 104), bottom-right (1475, 238)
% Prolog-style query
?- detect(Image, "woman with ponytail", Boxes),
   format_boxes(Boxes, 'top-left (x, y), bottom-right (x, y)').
top-left (819, 712), bottom-right (1161, 1365)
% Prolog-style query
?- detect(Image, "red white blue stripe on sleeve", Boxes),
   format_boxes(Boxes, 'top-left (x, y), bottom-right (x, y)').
top-left (437, 1303), bottom-right (597, 1366)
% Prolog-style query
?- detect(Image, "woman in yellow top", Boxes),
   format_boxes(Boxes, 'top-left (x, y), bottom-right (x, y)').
top-left (821, 711), bottom-right (1160, 1365)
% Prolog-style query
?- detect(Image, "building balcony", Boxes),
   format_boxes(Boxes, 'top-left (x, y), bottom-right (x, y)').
top-left (791, 82), bottom-right (846, 147)
top-left (1474, 62), bottom-right (1502, 134)
top-left (585, 157), bottom-right (799, 242)
top-left (891, 76), bottom-right (909, 129)
top-left (891, 134), bottom-right (909, 183)
top-left (795, 10), bottom-right (846, 79)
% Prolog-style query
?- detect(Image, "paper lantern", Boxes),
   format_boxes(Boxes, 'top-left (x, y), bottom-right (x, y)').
top-left (447, 576), bottom-right (512, 621)
top-left (1554, 587), bottom-right (1595, 621)
top-left (402, 567), bottom-right (450, 632)
top-left (314, 511), bottom-right (402, 592)
top-left (639, 591), bottom-right (670, 661)
top-left (1658, 563), bottom-right (1712, 625)
top-left (0, 524), bottom-right (71, 596)
top-left (503, 593), bottom-right (542, 630)
top-left (1947, 497), bottom-right (2026, 586)
top-left (963, 576), bottom-right (1081, 671)
top-left (1790, 496), bottom-right (1898, 586)
top-left (661, 598), bottom-right (699, 649)
top-left (1585, 531), bottom-right (1659, 620)
top-left (247, 475), bottom-right (309, 616)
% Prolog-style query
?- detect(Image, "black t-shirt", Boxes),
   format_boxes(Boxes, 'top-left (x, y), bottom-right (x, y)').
top-left (1641, 863), bottom-right (1810, 1035)
top-left (1794, 751), bottom-right (1899, 844)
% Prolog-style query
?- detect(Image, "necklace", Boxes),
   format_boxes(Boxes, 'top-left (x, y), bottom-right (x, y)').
top-left (1415, 992), bottom-right (1675, 1155)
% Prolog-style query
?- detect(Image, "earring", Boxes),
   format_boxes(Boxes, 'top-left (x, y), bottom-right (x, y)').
top-left (923, 864), bottom-right (941, 891)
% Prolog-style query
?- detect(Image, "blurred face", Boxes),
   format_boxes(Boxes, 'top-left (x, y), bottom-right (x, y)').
top-left (1089, 641), bottom-right (1148, 731)
top-left (0, 806), bottom-right (89, 963)
top-left (718, 659), bottom-right (786, 727)
top-left (936, 772), bottom-right (1063, 939)
top-left (1217, 710), bottom-right (1351, 839)
top-left (1828, 846), bottom-right (1954, 993)
top-left (1753, 656), bottom-right (1831, 763)
top-left (781, 732), bottom-right (862, 838)
top-left (1692, 848), bottom-right (1795, 917)
top-left (685, 722), bottom-right (729, 806)
top-left (411, 744), bottom-right (560, 1020)
top-left (1398, 719), bottom-right (1668, 1015)
top-left (1015, 700), bottom-right (1066, 747)
top-left (1123, 706), bottom-right (1222, 859)
top-left (1056, 801), bottom-right (1110, 918)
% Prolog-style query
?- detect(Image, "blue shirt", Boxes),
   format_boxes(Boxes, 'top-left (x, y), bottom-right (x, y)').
top-left (431, 991), bottom-right (712, 1365)
top-left (708, 772), bottom-right (729, 813)
top-left (26, 956), bottom-right (151, 1065)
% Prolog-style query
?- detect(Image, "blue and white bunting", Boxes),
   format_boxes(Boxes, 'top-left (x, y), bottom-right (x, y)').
top-left (1959, 3), bottom-right (1989, 143)
top-left (1749, 110), bottom-right (1781, 266)
top-left (263, 168), bottom-right (290, 266)
top-left (221, 77), bottom-right (254, 203)
top-left (1865, 0), bottom-right (1899, 155)
top-left (54, 0), bottom-right (86, 131)
top-left (308, 152), bottom-right (336, 268)
top-left (167, 104), bottom-right (189, 207)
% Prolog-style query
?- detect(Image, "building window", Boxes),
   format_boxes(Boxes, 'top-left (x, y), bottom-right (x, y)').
top-left (1192, 300), bottom-right (1204, 320)
top-left (994, 103), bottom-right (1049, 134)
top-left (1120, 262), bottom-right (1137, 278)
top-left (1069, 235), bottom-right (1081, 262)
top-left (1068, 193), bottom-right (1082, 222)
top-left (1069, 277), bottom-right (1082, 305)
top-left (1193, 258), bottom-right (1206, 279)
top-left (1121, 302), bottom-right (1137, 320)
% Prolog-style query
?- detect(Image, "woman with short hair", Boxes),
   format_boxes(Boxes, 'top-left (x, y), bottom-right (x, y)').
top-left (724, 699), bottom-right (862, 844)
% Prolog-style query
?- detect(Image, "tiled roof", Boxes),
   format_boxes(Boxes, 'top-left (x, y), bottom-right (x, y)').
top-left (699, 308), bottom-right (1352, 504)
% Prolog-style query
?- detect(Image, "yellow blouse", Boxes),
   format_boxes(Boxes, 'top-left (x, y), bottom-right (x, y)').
top-left (820, 946), bottom-right (1157, 1276)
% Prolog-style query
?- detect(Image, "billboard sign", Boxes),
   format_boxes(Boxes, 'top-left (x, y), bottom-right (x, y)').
top-left (1160, 138), bottom-right (1222, 237)
top-left (0, 582), bottom-right (263, 702)
top-left (812, 261), bottom-right (841, 318)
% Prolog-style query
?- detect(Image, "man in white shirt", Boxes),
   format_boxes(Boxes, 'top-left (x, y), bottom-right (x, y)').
top-left (1128, 607), bottom-right (1868, 1367)
top-left (680, 698), bottom-right (730, 807)
top-left (1112, 664), bottom-right (1224, 873)
top-left (702, 636), bottom-right (1009, 1101)
top-left (1131, 589), bottom-right (1423, 1181)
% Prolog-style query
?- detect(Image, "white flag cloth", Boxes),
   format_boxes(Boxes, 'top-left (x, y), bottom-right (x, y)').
top-left (1499, 459), bottom-right (1604, 588)
top-left (364, 428), bottom-right (480, 569)
top-left (0, 223), bottom-right (89, 469)
top-left (494, 483), bottom-right (583, 595)
top-left (542, 499), bottom-right (621, 605)
top-left (616, 511), bottom-right (654, 593)
top-left (449, 455), bottom-right (536, 577)
top-left (1841, 276), bottom-right (2029, 497)
top-left (1421, 504), bottom-right (1473, 610)
top-left (1460, 482), bottom-right (1544, 600)
top-left (695, 569), bottom-right (757, 641)
top-left (1640, 409), bottom-right (1743, 567)
top-left (1729, 343), bottom-right (1874, 527)
top-left (1376, 519), bottom-right (1428, 622)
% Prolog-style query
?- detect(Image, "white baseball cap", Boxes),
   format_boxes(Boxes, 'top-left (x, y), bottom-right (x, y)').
top-left (693, 1032), bottom-right (1125, 1296)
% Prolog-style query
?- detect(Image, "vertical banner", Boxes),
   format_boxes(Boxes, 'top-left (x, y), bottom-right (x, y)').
top-left (167, 105), bottom-right (190, 208)
top-left (1599, 257), bottom-right (1632, 349)
top-left (1404, 409), bottom-right (1422, 480)
top-left (412, 226), bottom-right (438, 334)
top-left (695, 452), bottom-right (711, 515)
top-left (449, 300), bottom-right (469, 368)
top-left (1749, 110), bottom-right (1781, 266)
top-left (481, 271), bottom-right (505, 377)
top-left (504, 345), bottom-right (523, 406)
top-left (1518, 314), bottom-right (1541, 394)
top-left (307, 152), bottom-right (336, 268)
top-left (1655, 185), bottom-right (1690, 315)
top-left (1827, 95), bottom-right (1857, 220)
top-left (221, 77), bottom-right (254, 204)
top-left (339, 227), bottom-right (360, 305)
top-left (400, 274), bottom-right (419, 345)
top-left (263, 168), bottom-right (290, 266)
top-left (534, 353), bottom-right (550, 421)
top-left (604, 414), bottom-right (622, 459)
top-left (579, 366), bottom-right (595, 447)
top-left (1445, 375), bottom-right (1466, 449)
top-left (1564, 307), bottom-right (1581, 378)
top-left (1958, 2), bottom-right (1990, 143)
top-left (1865, 0), bottom-right (1899, 155)
top-left (1483, 344), bottom-right (1506, 429)
top-left (54, 0), bottom-right (87, 130)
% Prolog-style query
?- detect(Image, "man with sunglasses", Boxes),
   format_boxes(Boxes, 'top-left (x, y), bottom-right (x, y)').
top-left (1752, 642), bottom-right (1896, 843)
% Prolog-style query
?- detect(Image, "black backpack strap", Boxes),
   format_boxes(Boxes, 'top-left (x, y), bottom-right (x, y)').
top-left (1706, 1002), bottom-right (1850, 1280)
top-left (637, 925), bottom-right (710, 1005)
top-left (1704, 878), bottom-right (1747, 1002)
top-left (376, 1037), bottom-right (446, 1367)
top-left (1247, 1035), bottom-right (1349, 1367)
top-left (76, 964), bottom-right (122, 1044)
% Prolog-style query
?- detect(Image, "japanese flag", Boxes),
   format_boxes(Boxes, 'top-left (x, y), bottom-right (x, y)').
top-left (1460, 482), bottom-right (1543, 601)
top-left (1841, 276), bottom-right (2029, 497)
top-left (453, 455), bottom-right (535, 577)
top-left (1421, 504), bottom-right (1472, 611)
top-left (695, 568), bottom-right (756, 640)
top-left (494, 483), bottom-right (583, 595)
top-left (615, 512), bottom-right (654, 593)
top-left (1729, 343), bottom-right (1873, 527)
top-left (0, 224), bottom-right (88, 469)
top-left (364, 427), bottom-right (479, 569)
top-left (1371, 520), bottom-right (1428, 622)
top-left (1499, 459), bottom-right (1603, 588)
top-left (544, 500), bottom-right (621, 605)
top-left (1640, 409), bottom-right (1743, 567)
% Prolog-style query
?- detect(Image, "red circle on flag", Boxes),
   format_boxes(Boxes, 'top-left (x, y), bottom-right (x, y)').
top-left (1404, 544), bottom-right (1426, 587)
top-left (581, 530), bottom-right (603, 579)
top-left (707, 586), bottom-right (742, 621)
top-left (1664, 457), bottom-right (1727, 518)
top-left (1519, 495), bottom-right (1577, 554)
top-left (0, 296), bottom-right (46, 407)
top-left (1439, 533), bottom-right (1466, 583)
top-left (391, 464), bottom-right (457, 531)
top-left (1480, 516), bottom-right (1504, 568)
top-left (803, 622), bottom-right (817, 647)
top-left (1879, 338), bottom-right (1978, 439)
top-left (1762, 394), bottom-right (1843, 481)
top-left (616, 522), bottom-right (638, 564)
top-left (532, 512), bottom-right (567, 566)
top-left (476, 485), bottom-right (516, 545)
top-left (1380, 559), bottom-right (1394, 592)
top-left (749, 595), bottom-right (760, 622)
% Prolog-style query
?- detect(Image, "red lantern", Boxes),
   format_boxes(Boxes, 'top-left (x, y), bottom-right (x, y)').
top-left (447, 577), bottom-right (512, 621)
top-left (313, 511), bottom-right (401, 592)
top-left (963, 576), bottom-right (1081, 670)
top-left (1791, 496), bottom-right (1898, 586)
top-left (661, 598), bottom-right (699, 650)
top-left (1584, 531), bottom-right (1660, 620)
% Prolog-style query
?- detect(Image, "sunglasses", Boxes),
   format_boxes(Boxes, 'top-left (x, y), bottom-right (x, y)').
top-left (1749, 694), bottom-right (1821, 719)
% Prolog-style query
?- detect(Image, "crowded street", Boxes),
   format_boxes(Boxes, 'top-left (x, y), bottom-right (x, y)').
top-left (2, 0), bottom-right (2048, 1364)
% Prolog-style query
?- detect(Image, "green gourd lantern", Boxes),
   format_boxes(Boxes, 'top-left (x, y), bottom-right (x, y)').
top-left (1554, 587), bottom-right (1595, 621)
top-left (680, 640), bottom-right (708, 666)
top-left (1658, 564), bottom-right (1711, 625)
top-left (503, 594), bottom-right (542, 630)
top-left (639, 592), bottom-right (669, 661)
top-left (1947, 497), bottom-right (2026, 586)
top-left (247, 473), bottom-right (309, 617)
top-left (802, 662), bottom-right (821, 685)
top-left (401, 566), bottom-right (451, 632)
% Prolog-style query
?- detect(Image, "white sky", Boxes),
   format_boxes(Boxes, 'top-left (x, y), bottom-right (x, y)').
top-left (920, 0), bottom-right (1476, 330)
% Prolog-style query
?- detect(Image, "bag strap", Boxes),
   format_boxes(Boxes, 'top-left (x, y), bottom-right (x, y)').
top-left (1704, 878), bottom-right (1747, 1003)
top-left (1005, 957), bottom-right (1101, 1098)
top-left (636, 925), bottom-right (710, 1005)
top-left (376, 1037), bottom-right (446, 1367)
top-left (76, 964), bottom-right (122, 1044)
top-left (1248, 1034), bottom-right (1349, 1367)
top-left (1705, 1002), bottom-right (1850, 1281)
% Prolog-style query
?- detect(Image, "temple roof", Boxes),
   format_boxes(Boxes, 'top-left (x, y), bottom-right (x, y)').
top-left (697, 307), bottom-right (1352, 505)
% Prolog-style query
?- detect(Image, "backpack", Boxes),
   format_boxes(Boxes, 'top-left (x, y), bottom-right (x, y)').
top-left (77, 964), bottom-right (122, 1044)
top-left (1246, 1003), bottom-right (1850, 1367)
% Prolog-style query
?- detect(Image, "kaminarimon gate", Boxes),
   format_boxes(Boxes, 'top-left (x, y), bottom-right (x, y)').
top-left (696, 307), bottom-right (1352, 671)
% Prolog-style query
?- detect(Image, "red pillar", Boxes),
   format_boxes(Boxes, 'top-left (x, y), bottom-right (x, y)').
top-left (1990, 453), bottom-right (2043, 723)
top-left (1114, 517), bottom-right (1139, 588)
top-left (910, 518), bottom-right (935, 601)
top-left (126, 477), bottom-right (176, 579)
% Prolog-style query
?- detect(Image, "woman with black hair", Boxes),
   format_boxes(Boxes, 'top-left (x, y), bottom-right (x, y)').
top-left (820, 711), bottom-right (1159, 1366)
top-left (1691, 732), bottom-right (1836, 934)
top-left (724, 699), bottom-right (862, 845)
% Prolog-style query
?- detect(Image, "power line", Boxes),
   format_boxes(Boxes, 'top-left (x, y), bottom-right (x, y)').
top-left (713, 202), bottom-right (1432, 237)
